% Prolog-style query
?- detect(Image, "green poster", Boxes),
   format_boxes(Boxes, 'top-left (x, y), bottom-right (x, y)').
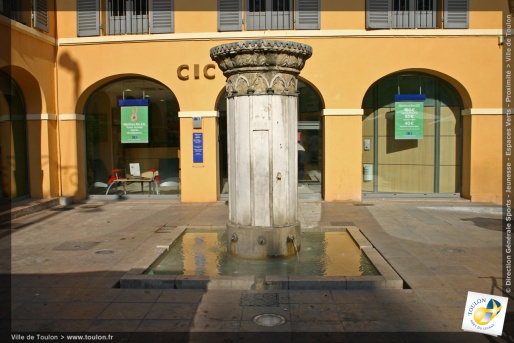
top-left (394, 101), bottom-right (424, 139)
top-left (121, 106), bottom-right (148, 143)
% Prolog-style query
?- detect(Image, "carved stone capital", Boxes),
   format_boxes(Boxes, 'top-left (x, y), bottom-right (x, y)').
top-left (226, 72), bottom-right (298, 96)
top-left (210, 40), bottom-right (312, 95)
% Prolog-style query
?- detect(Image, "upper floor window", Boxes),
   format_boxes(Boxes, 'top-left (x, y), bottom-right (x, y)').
top-left (247, 0), bottom-right (292, 30)
top-left (218, 0), bottom-right (320, 32)
top-left (0, 0), bottom-right (48, 32)
top-left (366, 0), bottom-right (469, 29)
top-left (391, 0), bottom-right (436, 28)
top-left (77, 0), bottom-right (173, 37)
top-left (107, 0), bottom-right (149, 34)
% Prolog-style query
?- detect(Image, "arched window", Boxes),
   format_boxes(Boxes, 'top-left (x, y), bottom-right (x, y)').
top-left (362, 73), bottom-right (462, 195)
top-left (84, 77), bottom-right (180, 196)
top-left (0, 71), bottom-right (28, 200)
top-left (217, 79), bottom-right (324, 197)
top-left (297, 79), bottom-right (323, 196)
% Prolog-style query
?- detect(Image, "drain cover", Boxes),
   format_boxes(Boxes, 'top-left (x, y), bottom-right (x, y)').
top-left (53, 241), bottom-right (100, 251)
top-left (253, 314), bottom-right (286, 327)
top-left (354, 203), bottom-right (374, 207)
top-left (241, 293), bottom-right (279, 307)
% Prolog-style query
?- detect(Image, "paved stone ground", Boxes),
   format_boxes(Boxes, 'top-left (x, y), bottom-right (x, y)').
top-left (1, 198), bottom-right (512, 343)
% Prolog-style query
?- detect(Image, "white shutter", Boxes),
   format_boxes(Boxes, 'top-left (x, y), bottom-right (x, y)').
top-left (33, 0), bottom-right (48, 32)
top-left (151, 0), bottom-right (174, 33)
top-left (218, 0), bottom-right (241, 31)
top-left (444, 0), bottom-right (468, 29)
top-left (366, 0), bottom-right (390, 29)
top-left (77, 0), bottom-right (100, 37)
top-left (296, 0), bottom-right (319, 30)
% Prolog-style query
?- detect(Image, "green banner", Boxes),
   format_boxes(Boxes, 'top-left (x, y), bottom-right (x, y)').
top-left (121, 106), bottom-right (148, 143)
top-left (394, 101), bottom-right (424, 139)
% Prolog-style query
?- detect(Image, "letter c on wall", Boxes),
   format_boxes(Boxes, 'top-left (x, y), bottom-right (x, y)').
top-left (177, 65), bottom-right (189, 80)
top-left (204, 64), bottom-right (216, 80)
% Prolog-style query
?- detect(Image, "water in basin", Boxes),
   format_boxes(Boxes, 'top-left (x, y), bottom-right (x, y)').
top-left (147, 229), bottom-right (379, 277)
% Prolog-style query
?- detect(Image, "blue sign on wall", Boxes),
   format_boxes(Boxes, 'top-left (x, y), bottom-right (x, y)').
top-left (193, 133), bottom-right (203, 163)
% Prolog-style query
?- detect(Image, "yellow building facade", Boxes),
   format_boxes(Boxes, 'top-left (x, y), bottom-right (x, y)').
top-left (0, 0), bottom-right (508, 204)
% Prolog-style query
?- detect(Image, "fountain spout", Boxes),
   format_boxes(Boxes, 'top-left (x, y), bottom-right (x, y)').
top-left (286, 234), bottom-right (300, 258)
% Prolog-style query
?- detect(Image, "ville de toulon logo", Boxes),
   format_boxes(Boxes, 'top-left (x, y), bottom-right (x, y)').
top-left (471, 298), bottom-right (502, 325)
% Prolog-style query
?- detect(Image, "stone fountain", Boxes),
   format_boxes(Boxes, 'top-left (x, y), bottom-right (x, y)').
top-left (210, 40), bottom-right (312, 259)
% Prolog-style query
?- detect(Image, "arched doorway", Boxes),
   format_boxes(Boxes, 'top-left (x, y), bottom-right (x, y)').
top-left (216, 79), bottom-right (324, 198)
top-left (0, 70), bottom-right (29, 201)
top-left (84, 77), bottom-right (180, 196)
top-left (362, 73), bottom-right (463, 195)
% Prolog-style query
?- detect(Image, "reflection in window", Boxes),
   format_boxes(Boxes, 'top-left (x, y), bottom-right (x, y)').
top-left (362, 73), bottom-right (462, 195)
top-left (110, 0), bottom-right (125, 17)
top-left (248, 0), bottom-right (265, 12)
top-left (393, 0), bottom-right (434, 11)
top-left (393, 0), bottom-right (409, 11)
top-left (273, 0), bottom-right (290, 11)
top-left (85, 77), bottom-right (180, 196)
top-left (297, 80), bottom-right (323, 197)
top-left (417, 0), bottom-right (433, 11)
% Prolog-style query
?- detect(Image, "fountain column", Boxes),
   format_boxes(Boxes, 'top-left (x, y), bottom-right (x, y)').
top-left (210, 40), bottom-right (312, 259)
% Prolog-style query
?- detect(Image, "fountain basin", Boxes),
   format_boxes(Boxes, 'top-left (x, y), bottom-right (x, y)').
top-left (119, 226), bottom-right (404, 290)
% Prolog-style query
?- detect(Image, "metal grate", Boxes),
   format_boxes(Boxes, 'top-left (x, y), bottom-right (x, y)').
top-left (353, 203), bottom-right (375, 207)
top-left (53, 241), bottom-right (100, 251)
top-left (241, 292), bottom-right (279, 307)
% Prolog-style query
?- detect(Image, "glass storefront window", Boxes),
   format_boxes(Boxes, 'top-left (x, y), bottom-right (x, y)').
top-left (297, 80), bottom-right (322, 196)
top-left (0, 71), bottom-right (29, 201)
top-left (362, 73), bottom-right (462, 195)
top-left (85, 78), bottom-right (180, 196)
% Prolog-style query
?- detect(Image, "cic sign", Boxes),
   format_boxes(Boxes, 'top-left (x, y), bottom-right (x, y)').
top-left (177, 64), bottom-right (216, 80)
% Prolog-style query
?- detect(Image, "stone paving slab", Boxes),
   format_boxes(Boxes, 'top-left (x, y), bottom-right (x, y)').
top-left (3, 198), bottom-right (512, 342)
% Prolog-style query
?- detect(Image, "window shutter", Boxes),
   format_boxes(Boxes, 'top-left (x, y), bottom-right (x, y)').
top-left (77, 0), bottom-right (99, 37)
top-left (296, 0), bottom-right (319, 30)
top-left (218, 0), bottom-right (241, 31)
top-left (151, 0), bottom-right (174, 33)
top-left (366, 0), bottom-right (390, 29)
top-left (33, 0), bottom-right (48, 32)
top-left (444, 0), bottom-right (468, 29)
